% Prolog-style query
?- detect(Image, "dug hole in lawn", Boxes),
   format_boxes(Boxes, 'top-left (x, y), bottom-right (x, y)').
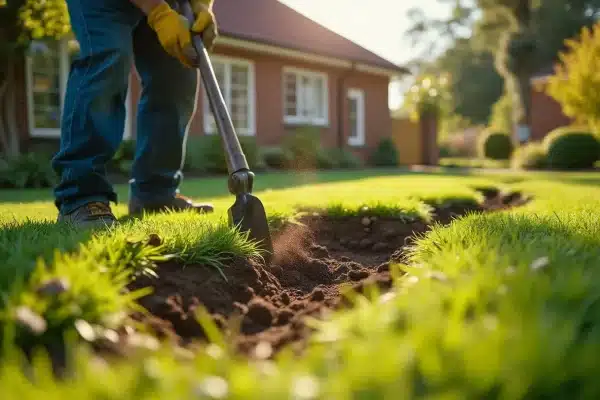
top-left (126, 188), bottom-right (530, 357)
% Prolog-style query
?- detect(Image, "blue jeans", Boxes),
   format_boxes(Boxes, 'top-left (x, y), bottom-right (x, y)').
top-left (52, 0), bottom-right (198, 214)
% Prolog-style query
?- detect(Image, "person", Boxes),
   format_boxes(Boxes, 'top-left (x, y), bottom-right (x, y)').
top-left (52, 0), bottom-right (218, 228)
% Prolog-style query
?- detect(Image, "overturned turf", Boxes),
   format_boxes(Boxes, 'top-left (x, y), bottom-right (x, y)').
top-left (127, 190), bottom-right (530, 357)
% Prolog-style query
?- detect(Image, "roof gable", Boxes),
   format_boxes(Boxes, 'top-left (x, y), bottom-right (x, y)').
top-left (213, 0), bottom-right (404, 71)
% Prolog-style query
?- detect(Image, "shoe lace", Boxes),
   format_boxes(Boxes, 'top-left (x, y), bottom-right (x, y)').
top-left (86, 202), bottom-right (112, 216)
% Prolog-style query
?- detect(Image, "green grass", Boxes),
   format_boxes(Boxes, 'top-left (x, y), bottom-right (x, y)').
top-left (0, 212), bottom-right (262, 356)
top-left (439, 157), bottom-right (511, 169)
top-left (2, 169), bottom-right (600, 398)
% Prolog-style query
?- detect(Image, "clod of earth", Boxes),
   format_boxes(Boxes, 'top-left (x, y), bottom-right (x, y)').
top-left (125, 190), bottom-right (530, 357)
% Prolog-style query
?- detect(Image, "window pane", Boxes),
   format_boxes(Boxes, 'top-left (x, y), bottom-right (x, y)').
top-left (300, 76), bottom-right (312, 118)
top-left (348, 97), bottom-right (358, 139)
top-left (231, 64), bottom-right (248, 86)
top-left (289, 73), bottom-right (326, 122)
top-left (231, 64), bottom-right (249, 131)
top-left (205, 61), bottom-right (252, 134)
top-left (303, 77), bottom-right (313, 118)
top-left (205, 61), bottom-right (227, 133)
top-left (284, 72), bottom-right (297, 117)
top-left (30, 40), bottom-right (61, 130)
top-left (314, 77), bottom-right (324, 119)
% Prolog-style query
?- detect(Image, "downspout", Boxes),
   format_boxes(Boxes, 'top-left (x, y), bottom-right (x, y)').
top-left (337, 62), bottom-right (356, 149)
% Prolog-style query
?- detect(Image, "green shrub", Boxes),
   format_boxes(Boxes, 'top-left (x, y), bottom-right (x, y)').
top-left (0, 152), bottom-right (57, 189)
top-left (438, 143), bottom-right (453, 158)
top-left (28, 142), bottom-right (59, 159)
top-left (368, 138), bottom-right (399, 167)
top-left (113, 139), bottom-right (136, 162)
top-left (334, 148), bottom-right (363, 169)
top-left (511, 142), bottom-right (548, 170)
top-left (282, 126), bottom-right (322, 170)
top-left (184, 135), bottom-right (262, 174)
top-left (477, 129), bottom-right (513, 160)
top-left (108, 139), bottom-right (136, 174)
top-left (319, 148), bottom-right (364, 169)
top-left (185, 136), bottom-right (210, 172)
top-left (260, 147), bottom-right (291, 170)
top-left (542, 127), bottom-right (600, 169)
top-left (316, 148), bottom-right (339, 169)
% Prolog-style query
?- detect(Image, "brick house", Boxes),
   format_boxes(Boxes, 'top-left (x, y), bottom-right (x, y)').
top-left (19, 0), bottom-right (408, 160)
top-left (530, 67), bottom-right (573, 141)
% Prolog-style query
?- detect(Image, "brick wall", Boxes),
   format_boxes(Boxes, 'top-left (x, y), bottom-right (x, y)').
top-left (127, 43), bottom-right (393, 160)
top-left (14, 43), bottom-right (394, 162)
top-left (531, 79), bottom-right (573, 141)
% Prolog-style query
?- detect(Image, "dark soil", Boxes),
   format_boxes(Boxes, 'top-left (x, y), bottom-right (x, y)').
top-left (126, 190), bottom-right (530, 357)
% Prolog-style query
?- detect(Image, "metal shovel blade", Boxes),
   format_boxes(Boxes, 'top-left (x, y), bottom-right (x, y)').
top-left (228, 193), bottom-right (274, 264)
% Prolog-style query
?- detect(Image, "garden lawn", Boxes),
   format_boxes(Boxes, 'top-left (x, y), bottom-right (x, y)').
top-left (1, 169), bottom-right (600, 398)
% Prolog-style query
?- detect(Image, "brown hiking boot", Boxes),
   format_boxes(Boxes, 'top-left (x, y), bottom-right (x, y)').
top-left (57, 201), bottom-right (117, 229)
top-left (128, 193), bottom-right (214, 217)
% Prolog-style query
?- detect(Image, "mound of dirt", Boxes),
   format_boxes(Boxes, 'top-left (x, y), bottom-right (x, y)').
top-left (128, 216), bottom-right (411, 355)
top-left (126, 190), bottom-right (530, 357)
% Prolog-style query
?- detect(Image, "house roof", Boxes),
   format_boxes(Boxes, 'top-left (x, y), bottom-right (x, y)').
top-left (212, 0), bottom-right (407, 73)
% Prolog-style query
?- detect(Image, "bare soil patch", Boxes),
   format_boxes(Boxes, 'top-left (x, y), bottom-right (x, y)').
top-left (126, 190), bottom-right (530, 356)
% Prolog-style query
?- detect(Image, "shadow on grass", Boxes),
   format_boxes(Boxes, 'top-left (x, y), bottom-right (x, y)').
top-left (0, 168), bottom-right (417, 204)
top-left (543, 176), bottom-right (600, 188)
top-left (4, 167), bottom-right (598, 206)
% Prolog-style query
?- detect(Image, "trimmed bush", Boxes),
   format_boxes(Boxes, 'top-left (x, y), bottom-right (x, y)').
top-left (438, 143), bottom-right (453, 158)
top-left (477, 129), bottom-right (513, 160)
top-left (0, 152), bottom-right (57, 189)
top-left (184, 135), bottom-right (262, 174)
top-left (542, 127), bottom-right (600, 169)
top-left (511, 142), bottom-right (548, 170)
top-left (316, 148), bottom-right (339, 169)
top-left (333, 148), bottom-right (363, 169)
top-left (368, 138), bottom-right (399, 167)
top-left (261, 147), bottom-right (292, 170)
top-left (282, 127), bottom-right (322, 170)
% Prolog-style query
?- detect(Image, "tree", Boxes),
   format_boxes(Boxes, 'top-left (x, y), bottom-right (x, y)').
top-left (405, 1), bottom-right (538, 144)
top-left (492, 1), bottom-right (537, 145)
top-left (405, 0), bottom-right (600, 146)
top-left (546, 22), bottom-right (600, 132)
top-left (534, 0), bottom-right (600, 67)
top-left (401, 73), bottom-right (452, 123)
top-left (0, 0), bottom-right (70, 156)
top-left (488, 90), bottom-right (513, 133)
top-left (433, 37), bottom-right (504, 125)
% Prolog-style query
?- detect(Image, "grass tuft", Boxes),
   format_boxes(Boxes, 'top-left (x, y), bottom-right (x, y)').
top-left (301, 198), bottom-right (433, 222)
top-left (0, 210), bottom-right (262, 351)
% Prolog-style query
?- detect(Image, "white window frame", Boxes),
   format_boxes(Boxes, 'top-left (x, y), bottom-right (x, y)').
top-left (347, 88), bottom-right (365, 147)
top-left (282, 66), bottom-right (329, 126)
top-left (203, 54), bottom-right (256, 136)
top-left (26, 38), bottom-right (132, 140)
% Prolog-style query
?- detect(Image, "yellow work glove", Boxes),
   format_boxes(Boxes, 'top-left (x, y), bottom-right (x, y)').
top-left (147, 1), bottom-right (195, 67)
top-left (190, 0), bottom-right (218, 51)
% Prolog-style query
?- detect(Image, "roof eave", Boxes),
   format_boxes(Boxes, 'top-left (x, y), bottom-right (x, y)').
top-left (216, 33), bottom-right (410, 78)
